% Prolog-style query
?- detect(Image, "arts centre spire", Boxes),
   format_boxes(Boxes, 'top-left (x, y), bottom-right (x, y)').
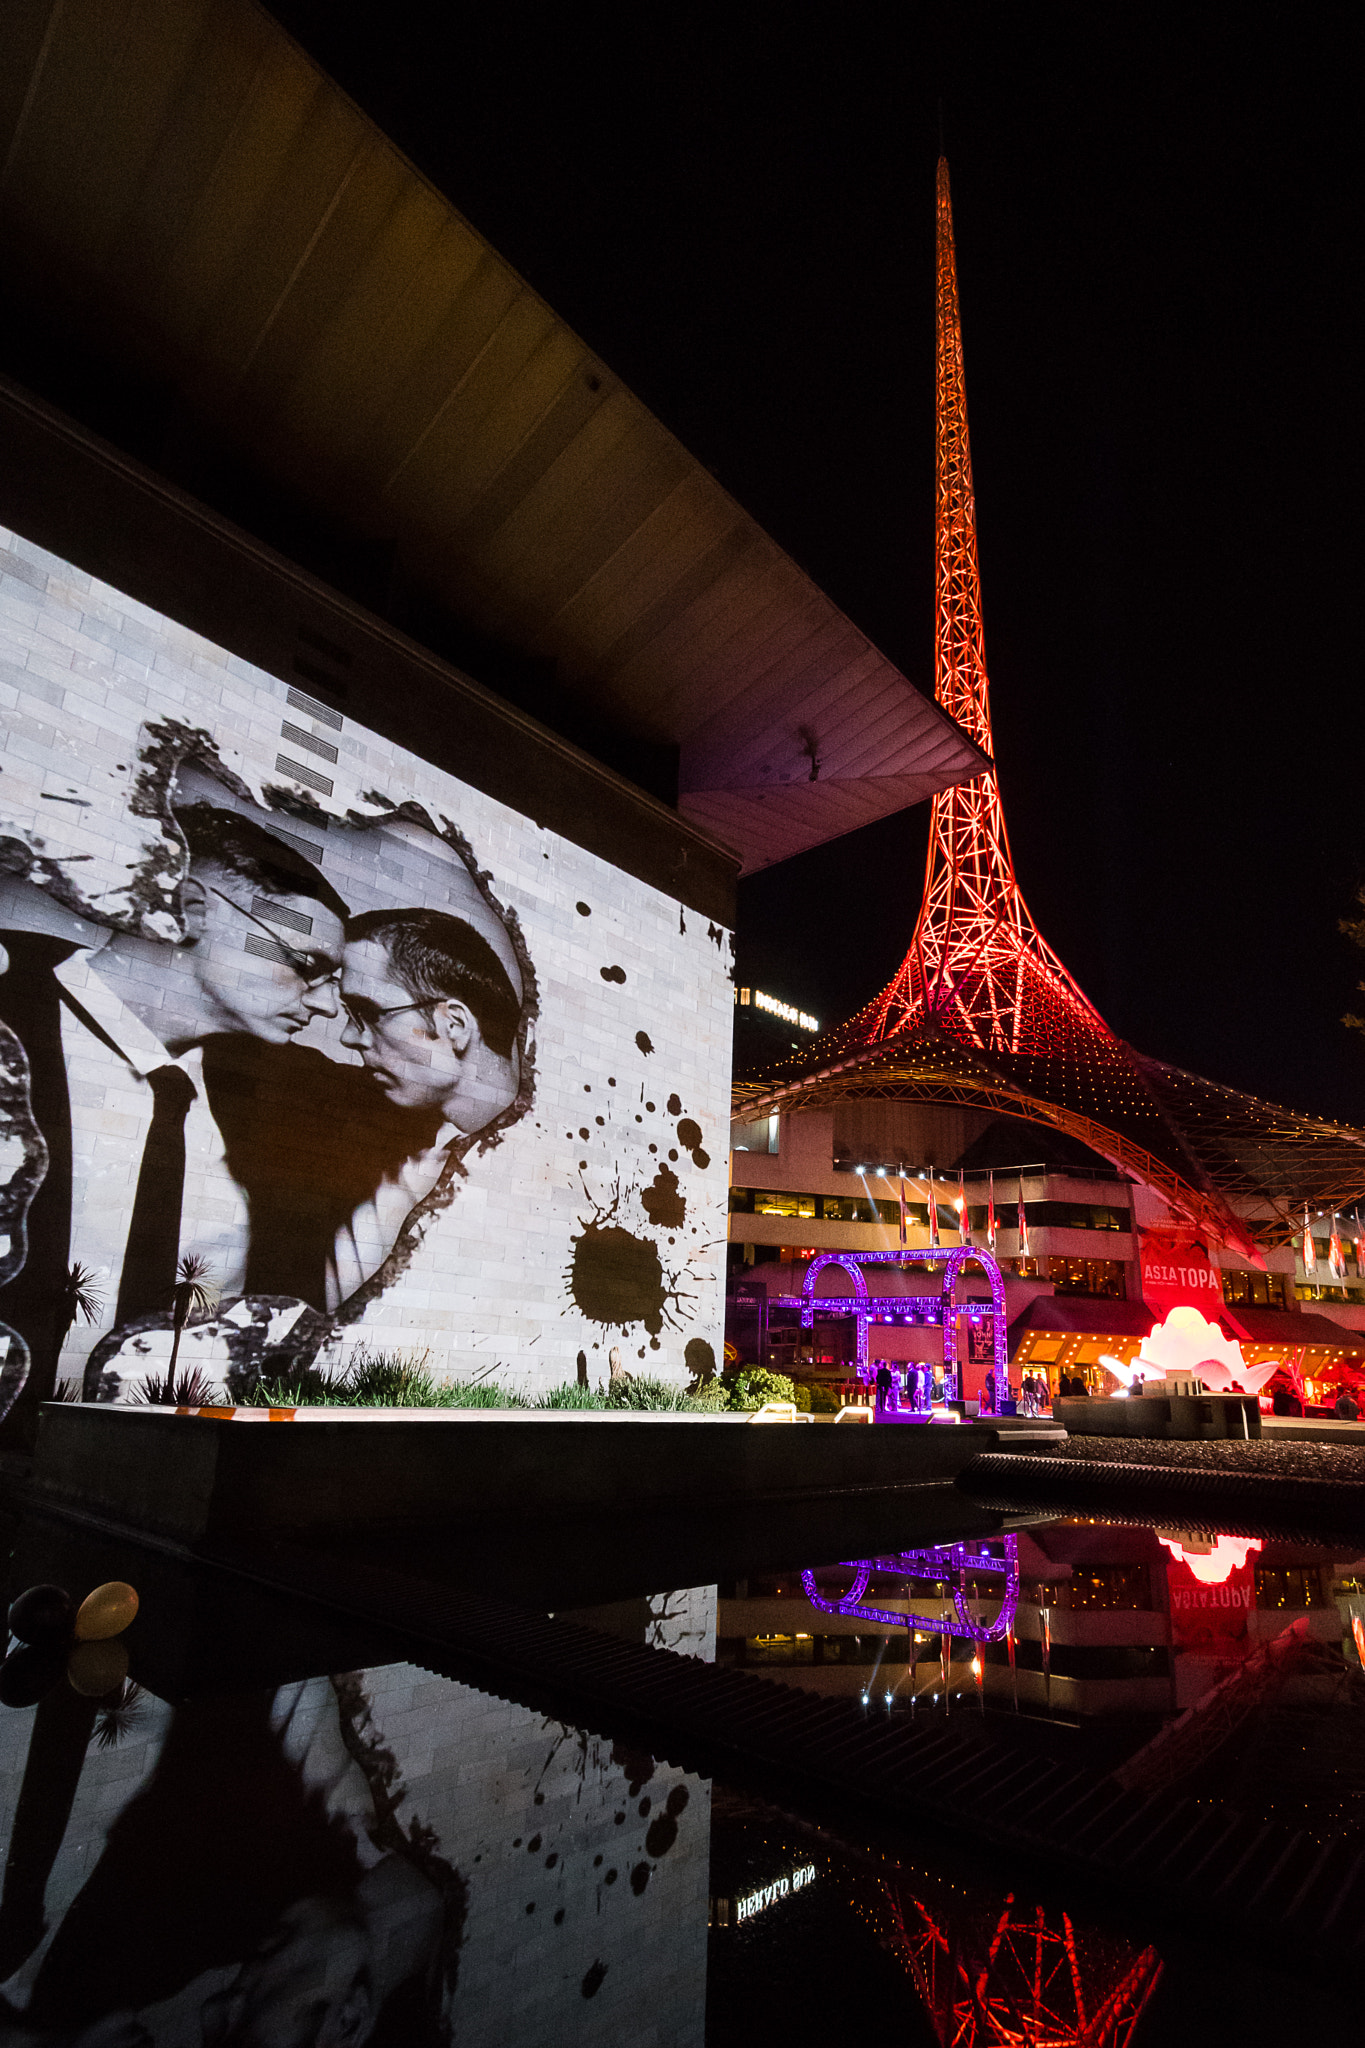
top-left (735, 160), bottom-right (1365, 1258)
top-left (865, 157), bottom-right (1105, 1060)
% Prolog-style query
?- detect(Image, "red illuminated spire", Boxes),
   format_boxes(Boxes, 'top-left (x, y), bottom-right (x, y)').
top-left (862, 159), bottom-right (1108, 1059)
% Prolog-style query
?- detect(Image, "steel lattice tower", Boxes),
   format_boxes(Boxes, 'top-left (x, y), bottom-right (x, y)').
top-left (861, 159), bottom-right (1110, 1061)
top-left (892, 1886), bottom-right (1163, 2048)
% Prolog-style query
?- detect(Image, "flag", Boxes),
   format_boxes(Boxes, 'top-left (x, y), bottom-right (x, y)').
top-left (927, 1171), bottom-right (940, 1248)
top-left (897, 1167), bottom-right (907, 1247)
top-left (986, 1170), bottom-right (997, 1252)
top-left (1330, 1216), bottom-right (1346, 1281)
top-left (1302, 1207), bottom-right (1317, 1276)
top-left (1017, 1188), bottom-right (1030, 1259)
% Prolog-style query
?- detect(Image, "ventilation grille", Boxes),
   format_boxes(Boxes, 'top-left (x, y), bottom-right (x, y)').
top-left (276, 754), bottom-right (334, 797)
top-left (286, 685), bottom-right (343, 730)
top-left (252, 895), bottom-right (313, 935)
top-left (280, 721), bottom-right (339, 765)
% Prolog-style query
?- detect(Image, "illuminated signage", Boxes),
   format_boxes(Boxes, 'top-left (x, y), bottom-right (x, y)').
top-left (736, 987), bottom-right (818, 1032)
top-left (734, 1864), bottom-right (817, 1923)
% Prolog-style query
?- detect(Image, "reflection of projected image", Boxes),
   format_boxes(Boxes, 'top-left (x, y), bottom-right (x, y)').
top-left (0, 1676), bottom-right (462, 2046)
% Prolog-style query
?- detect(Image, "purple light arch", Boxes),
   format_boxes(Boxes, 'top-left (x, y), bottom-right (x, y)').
top-left (801, 1535), bottom-right (1019, 1644)
top-left (796, 1246), bottom-right (1008, 1402)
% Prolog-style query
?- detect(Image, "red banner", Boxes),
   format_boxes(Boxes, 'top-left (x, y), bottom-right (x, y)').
top-left (1164, 1545), bottom-right (1258, 1656)
top-left (1139, 1231), bottom-right (1222, 1318)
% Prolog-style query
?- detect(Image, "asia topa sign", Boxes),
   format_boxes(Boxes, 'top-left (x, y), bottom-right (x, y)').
top-left (1139, 1231), bottom-right (1223, 1319)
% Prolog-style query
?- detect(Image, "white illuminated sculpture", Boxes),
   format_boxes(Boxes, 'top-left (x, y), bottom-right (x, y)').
top-left (1099, 1304), bottom-right (1279, 1399)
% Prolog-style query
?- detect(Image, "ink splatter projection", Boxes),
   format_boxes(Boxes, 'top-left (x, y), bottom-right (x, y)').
top-left (581, 1961), bottom-right (608, 2000)
top-left (576, 901), bottom-right (591, 915)
top-left (566, 1182), bottom-right (696, 1337)
top-left (570, 1224), bottom-right (666, 1332)
top-left (641, 1164), bottom-right (686, 1229)
top-left (635, 1031), bottom-right (654, 1056)
top-left (676, 1118), bottom-right (702, 1152)
top-left (600, 964), bottom-right (626, 984)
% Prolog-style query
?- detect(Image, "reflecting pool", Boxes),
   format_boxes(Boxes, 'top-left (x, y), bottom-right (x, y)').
top-left (1, 1493), bottom-right (1363, 2045)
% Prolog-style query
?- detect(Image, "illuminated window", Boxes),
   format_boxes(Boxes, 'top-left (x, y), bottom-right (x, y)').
top-left (1254, 1567), bottom-right (1326, 1611)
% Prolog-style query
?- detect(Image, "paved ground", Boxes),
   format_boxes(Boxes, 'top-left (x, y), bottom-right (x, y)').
top-left (1046, 1433), bottom-right (1365, 1482)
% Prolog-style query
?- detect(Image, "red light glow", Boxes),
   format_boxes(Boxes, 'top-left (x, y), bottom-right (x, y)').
top-left (1158, 1534), bottom-right (1262, 1585)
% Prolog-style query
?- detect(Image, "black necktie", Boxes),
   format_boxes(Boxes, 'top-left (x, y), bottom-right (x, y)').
top-left (115, 1064), bottom-right (196, 1324)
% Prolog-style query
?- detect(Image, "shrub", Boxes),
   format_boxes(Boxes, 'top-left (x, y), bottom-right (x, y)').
top-left (604, 1374), bottom-right (694, 1412)
top-left (534, 1382), bottom-right (607, 1410)
top-left (436, 1379), bottom-right (530, 1409)
top-left (686, 1378), bottom-right (731, 1412)
top-left (725, 1367), bottom-right (797, 1412)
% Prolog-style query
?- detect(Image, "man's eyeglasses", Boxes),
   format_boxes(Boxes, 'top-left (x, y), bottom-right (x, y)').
top-left (340, 994), bottom-right (439, 1036)
top-left (209, 887), bottom-right (340, 990)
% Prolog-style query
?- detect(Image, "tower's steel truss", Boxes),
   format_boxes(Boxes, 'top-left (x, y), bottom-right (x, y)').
top-left (871, 159), bottom-right (1104, 1064)
top-left (734, 159), bottom-right (1365, 1253)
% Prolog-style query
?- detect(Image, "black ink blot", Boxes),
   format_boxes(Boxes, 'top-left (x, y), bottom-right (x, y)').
top-left (582, 1961), bottom-right (608, 1999)
top-left (570, 1225), bottom-right (667, 1333)
top-left (577, 902), bottom-right (591, 916)
top-left (641, 1165), bottom-right (686, 1229)
top-left (534, 1792), bottom-right (545, 1804)
top-left (554, 1907), bottom-right (566, 1924)
top-left (645, 1101), bottom-right (655, 1113)
top-left (611, 1745), bottom-right (655, 1795)
top-left (595, 1115), bottom-right (604, 1126)
top-left (684, 1340), bottom-right (715, 1385)
top-left (666, 1785), bottom-right (690, 1816)
top-left (667, 1094), bottom-right (682, 1116)
top-left (604, 1868), bottom-right (618, 1885)
top-left (528, 1835), bottom-right (542, 1852)
top-left (638, 1797), bottom-right (652, 1817)
top-left (631, 1863), bottom-right (651, 1895)
top-left (645, 1813), bottom-right (678, 1858)
top-left (579, 1127), bottom-right (590, 1139)
top-left (526, 1901), bottom-right (535, 1914)
top-left (693, 1148), bottom-right (710, 1170)
top-left (676, 1118), bottom-right (703, 1150)
top-left (546, 1852), bottom-right (558, 1867)
top-left (636, 1031), bottom-right (654, 1055)
top-left (600, 964), bottom-right (626, 983)
top-left (668, 1148), bottom-right (678, 1162)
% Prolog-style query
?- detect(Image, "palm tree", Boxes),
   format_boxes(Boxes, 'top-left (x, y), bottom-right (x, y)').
top-left (163, 1253), bottom-right (219, 1403)
top-left (52, 1263), bottom-right (104, 1396)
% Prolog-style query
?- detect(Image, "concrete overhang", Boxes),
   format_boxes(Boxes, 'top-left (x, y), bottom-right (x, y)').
top-left (0, 0), bottom-right (986, 875)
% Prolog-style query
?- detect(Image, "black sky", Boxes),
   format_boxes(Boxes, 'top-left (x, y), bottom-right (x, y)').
top-left (267, 2), bottom-right (1365, 1121)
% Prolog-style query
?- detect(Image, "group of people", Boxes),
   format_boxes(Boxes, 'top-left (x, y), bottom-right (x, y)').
top-left (0, 796), bottom-right (526, 1394)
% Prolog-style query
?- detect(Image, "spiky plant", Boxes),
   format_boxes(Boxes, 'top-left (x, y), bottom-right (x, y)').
top-left (51, 1261), bottom-right (104, 1397)
top-left (163, 1253), bottom-right (218, 1402)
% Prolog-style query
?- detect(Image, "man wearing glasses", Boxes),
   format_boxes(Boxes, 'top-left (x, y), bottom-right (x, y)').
top-left (327, 907), bottom-right (522, 1305)
top-left (37, 802), bottom-right (348, 1386)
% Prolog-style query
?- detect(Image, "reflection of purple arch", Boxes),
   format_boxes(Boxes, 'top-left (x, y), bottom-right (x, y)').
top-left (801, 1536), bottom-right (1019, 1644)
top-left (798, 1246), bottom-right (1007, 1406)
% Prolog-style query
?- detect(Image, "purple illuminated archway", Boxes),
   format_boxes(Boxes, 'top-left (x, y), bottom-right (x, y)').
top-left (802, 1535), bottom-right (1019, 1644)
top-left (798, 1246), bottom-right (1008, 1400)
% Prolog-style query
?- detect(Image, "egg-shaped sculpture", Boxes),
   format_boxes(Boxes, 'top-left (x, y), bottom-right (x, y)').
top-left (7, 1584), bottom-right (75, 1646)
top-left (73, 1582), bottom-right (139, 1642)
top-left (67, 1638), bottom-right (130, 1698)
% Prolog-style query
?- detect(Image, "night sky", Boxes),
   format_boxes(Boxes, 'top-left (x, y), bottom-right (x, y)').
top-left (267, 4), bottom-right (1364, 1121)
